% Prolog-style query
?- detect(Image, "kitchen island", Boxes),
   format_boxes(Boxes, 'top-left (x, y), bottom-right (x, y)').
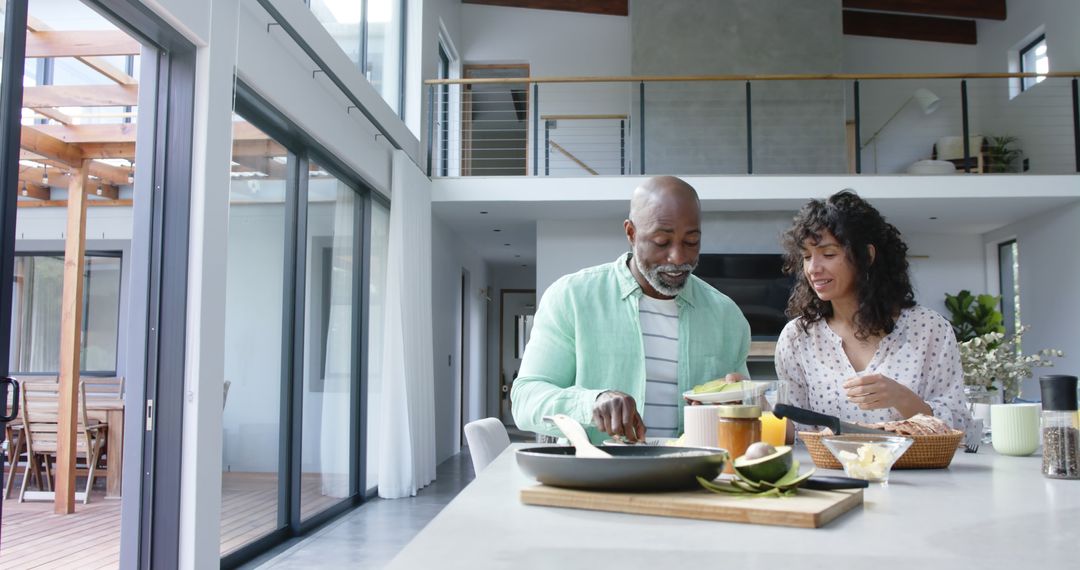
top-left (386, 443), bottom-right (1078, 569)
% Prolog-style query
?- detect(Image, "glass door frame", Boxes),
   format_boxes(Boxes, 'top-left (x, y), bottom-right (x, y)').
top-left (222, 80), bottom-right (374, 569)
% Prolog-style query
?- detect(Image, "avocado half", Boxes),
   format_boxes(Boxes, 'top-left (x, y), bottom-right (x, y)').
top-left (691, 379), bottom-right (745, 394)
top-left (733, 445), bottom-right (793, 484)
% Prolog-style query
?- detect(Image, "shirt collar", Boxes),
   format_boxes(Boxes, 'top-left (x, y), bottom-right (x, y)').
top-left (615, 252), bottom-right (697, 308)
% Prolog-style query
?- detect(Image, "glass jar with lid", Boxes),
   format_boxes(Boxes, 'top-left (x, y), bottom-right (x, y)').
top-left (716, 404), bottom-right (762, 473)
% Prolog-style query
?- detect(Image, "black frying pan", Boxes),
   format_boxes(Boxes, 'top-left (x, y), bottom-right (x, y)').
top-left (516, 445), bottom-right (727, 492)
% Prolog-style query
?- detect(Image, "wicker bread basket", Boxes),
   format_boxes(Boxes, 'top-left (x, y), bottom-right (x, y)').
top-left (799, 429), bottom-right (964, 469)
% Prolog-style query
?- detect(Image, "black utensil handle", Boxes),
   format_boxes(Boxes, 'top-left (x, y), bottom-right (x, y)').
top-left (802, 476), bottom-right (870, 490)
top-left (772, 404), bottom-right (839, 432)
top-left (0, 377), bottom-right (18, 423)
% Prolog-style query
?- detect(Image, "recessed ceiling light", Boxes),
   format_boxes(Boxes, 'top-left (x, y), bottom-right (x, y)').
top-left (493, 229), bottom-right (502, 232)
top-left (521, 264), bottom-right (527, 268)
top-left (514, 254), bottom-right (520, 258)
top-left (929, 216), bottom-right (938, 220)
top-left (504, 243), bottom-right (511, 246)
top-left (480, 211), bottom-right (488, 214)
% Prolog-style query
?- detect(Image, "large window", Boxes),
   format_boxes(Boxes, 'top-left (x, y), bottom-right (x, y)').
top-left (1020, 35), bottom-right (1049, 92)
top-left (308, 0), bottom-right (404, 116)
top-left (998, 240), bottom-right (1020, 338)
top-left (9, 253), bottom-right (122, 373)
top-left (222, 87), bottom-right (378, 565)
top-left (300, 161), bottom-right (358, 520)
top-left (220, 116), bottom-right (289, 558)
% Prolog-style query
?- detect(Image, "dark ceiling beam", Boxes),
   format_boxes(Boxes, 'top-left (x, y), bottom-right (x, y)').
top-left (843, 0), bottom-right (1006, 21)
top-left (843, 10), bottom-right (977, 45)
top-left (462, 0), bottom-right (627, 17)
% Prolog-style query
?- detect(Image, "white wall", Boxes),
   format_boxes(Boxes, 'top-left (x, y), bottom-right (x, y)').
top-left (983, 202), bottom-right (1080, 400)
top-left (972, 0), bottom-right (1080, 174)
top-left (430, 216), bottom-right (489, 463)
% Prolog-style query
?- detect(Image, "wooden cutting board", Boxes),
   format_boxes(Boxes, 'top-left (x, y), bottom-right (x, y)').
top-left (520, 484), bottom-right (862, 528)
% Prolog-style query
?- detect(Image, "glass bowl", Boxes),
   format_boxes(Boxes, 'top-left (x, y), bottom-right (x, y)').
top-left (821, 434), bottom-right (914, 484)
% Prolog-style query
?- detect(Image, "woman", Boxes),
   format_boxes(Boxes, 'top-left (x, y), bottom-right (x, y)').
top-left (774, 190), bottom-right (969, 432)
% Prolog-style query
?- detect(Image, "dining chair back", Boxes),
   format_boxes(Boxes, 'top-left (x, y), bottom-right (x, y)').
top-left (18, 381), bottom-right (107, 504)
top-left (464, 418), bottom-right (511, 473)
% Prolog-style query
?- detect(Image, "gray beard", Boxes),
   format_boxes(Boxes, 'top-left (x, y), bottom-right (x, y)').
top-left (634, 254), bottom-right (696, 297)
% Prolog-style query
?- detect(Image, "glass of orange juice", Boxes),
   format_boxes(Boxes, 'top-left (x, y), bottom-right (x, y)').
top-left (761, 411), bottom-right (787, 446)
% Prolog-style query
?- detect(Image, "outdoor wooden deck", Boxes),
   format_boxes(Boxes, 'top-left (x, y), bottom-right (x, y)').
top-left (0, 472), bottom-right (344, 568)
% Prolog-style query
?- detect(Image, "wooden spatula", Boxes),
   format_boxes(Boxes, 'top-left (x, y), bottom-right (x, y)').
top-left (544, 414), bottom-right (612, 458)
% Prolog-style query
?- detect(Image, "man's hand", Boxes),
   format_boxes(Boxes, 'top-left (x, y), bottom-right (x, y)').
top-left (842, 373), bottom-right (932, 417)
top-left (593, 391), bottom-right (646, 442)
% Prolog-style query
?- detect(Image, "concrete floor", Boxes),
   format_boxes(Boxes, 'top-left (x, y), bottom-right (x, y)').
top-left (240, 451), bottom-right (476, 569)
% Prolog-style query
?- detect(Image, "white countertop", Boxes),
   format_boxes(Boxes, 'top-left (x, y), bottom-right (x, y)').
top-left (386, 443), bottom-right (1079, 569)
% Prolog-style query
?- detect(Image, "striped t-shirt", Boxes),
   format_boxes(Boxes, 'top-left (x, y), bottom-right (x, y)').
top-left (639, 295), bottom-right (679, 438)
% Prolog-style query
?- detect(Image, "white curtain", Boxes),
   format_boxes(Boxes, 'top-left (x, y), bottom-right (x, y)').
top-left (318, 184), bottom-right (356, 498)
top-left (377, 150), bottom-right (436, 498)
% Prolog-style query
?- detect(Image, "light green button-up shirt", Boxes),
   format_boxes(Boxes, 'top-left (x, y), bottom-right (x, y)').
top-left (511, 253), bottom-right (751, 443)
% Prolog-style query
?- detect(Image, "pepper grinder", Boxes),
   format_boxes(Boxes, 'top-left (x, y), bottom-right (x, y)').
top-left (1039, 375), bottom-right (1079, 479)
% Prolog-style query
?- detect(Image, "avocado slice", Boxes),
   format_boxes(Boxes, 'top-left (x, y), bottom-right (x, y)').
top-left (691, 379), bottom-right (746, 394)
top-left (733, 445), bottom-right (794, 484)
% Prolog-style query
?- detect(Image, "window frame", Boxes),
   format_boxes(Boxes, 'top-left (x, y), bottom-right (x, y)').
top-left (9, 250), bottom-right (124, 375)
top-left (1019, 34), bottom-right (1048, 92)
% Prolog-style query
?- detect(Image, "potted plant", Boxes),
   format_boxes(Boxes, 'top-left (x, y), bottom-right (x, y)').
top-left (985, 135), bottom-right (1023, 173)
top-left (945, 290), bottom-right (1004, 343)
top-left (958, 326), bottom-right (1063, 403)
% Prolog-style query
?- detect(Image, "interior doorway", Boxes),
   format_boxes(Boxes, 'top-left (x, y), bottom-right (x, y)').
top-left (498, 289), bottom-right (535, 424)
top-left (462, 64), bottom-right (529, 176)
top-left (458, 269), bottom-right (470, 448)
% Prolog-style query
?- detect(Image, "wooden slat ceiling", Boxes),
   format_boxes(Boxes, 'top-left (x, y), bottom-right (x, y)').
top-left (17, 15), bottom-right (291, 207)
top-left (461, 1), bottom-right (1009, 45)
top-left (843, 0), bottom-right (1008, 44)
top-left (462, 0), bottom-right (627, 17)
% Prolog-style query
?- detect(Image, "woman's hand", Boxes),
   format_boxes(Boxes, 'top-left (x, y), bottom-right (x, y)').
top-left (842, 373), bottom-right (933, 418)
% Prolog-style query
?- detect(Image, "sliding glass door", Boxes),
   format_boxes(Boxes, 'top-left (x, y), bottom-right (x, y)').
top-left (299, 162), bottom-right (358, 521)
top-left (221, 87), bottom-right (374, 567)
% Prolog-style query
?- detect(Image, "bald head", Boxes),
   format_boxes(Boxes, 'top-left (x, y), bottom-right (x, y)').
top-left (624, 176), bottom-right (702, 298)
top-left (629, 176), bottom-right (700, 226)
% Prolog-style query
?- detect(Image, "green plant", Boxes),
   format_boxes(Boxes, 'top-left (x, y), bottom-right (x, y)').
top-left (959, 327), bottom-right (1063, 401)
top-left (945, 290), bottom-right (1004, 343)
top-left (986, 135), bottom-right (1023, 173)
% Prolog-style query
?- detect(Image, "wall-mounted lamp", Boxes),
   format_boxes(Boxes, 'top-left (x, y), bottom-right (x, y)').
top-left (41, 164), bottom-right (49, 186)
top-left (478, 287), bottom-right (492, 302)
top-left (127, 167), bottom-right (134, 184)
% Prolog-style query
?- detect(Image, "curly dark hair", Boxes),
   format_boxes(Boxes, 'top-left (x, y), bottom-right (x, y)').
top-left (781, 190), bottom-right (915, 340)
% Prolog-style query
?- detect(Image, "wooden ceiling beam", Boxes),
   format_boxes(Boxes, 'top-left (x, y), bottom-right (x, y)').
top-left (88, 182), bottom-right (120, 200)
top-left (20, 127), bottom-right (84, 165)
top-left (26, 30), bottom-right (141, 58)
top-left (24, 84), bottom-right (140, 108)
top-left (462, 0), bottom-right (627, 17)
top-left (15, 171), bottom-right (51, 200)
top-left (32, 107), bottom-right (75, 125)
top-left (18, 198), bottom-right (132, 209)
top-left (33, 121), bottom-right (267, 145)
top-left (76, 142), bottom-right (134, 160)
top-left (27, 16), bottom-right (138, 85)
top-left (842, 0), bottom-right (1005, 21)
top-left (843, 10), bottom-right (976, 45)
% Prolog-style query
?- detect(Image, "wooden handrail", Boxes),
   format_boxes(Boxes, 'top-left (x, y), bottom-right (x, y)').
top-left (426, 71), bottom-right (1080, 85)
top-left (548, 140), bottom-right (598, 175)
top-left (541, 114), bottom-right (628, 121)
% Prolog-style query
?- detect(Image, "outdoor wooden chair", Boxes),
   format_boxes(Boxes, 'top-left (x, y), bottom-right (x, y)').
top-left (18, 381), bottom-right (107, 504)
top-left (81, 376), bottom-right (124, 399)
top-left (4, 376), bottom-right (59, 500)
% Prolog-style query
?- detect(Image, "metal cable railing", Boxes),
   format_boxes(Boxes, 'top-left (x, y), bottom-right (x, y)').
top-left (424, 71), bottom-right (1080, 178)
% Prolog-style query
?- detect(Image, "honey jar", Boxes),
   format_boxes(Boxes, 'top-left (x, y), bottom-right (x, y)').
top-left (716, 404), bottom-right (762, 473)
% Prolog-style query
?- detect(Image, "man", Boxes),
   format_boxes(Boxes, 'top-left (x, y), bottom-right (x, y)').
top-left (512, 176), bottom-right (751, 443)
